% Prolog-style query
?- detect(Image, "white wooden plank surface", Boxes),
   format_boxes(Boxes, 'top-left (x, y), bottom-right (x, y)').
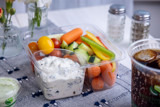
top-left (15, 5), bottom-right (132, 69)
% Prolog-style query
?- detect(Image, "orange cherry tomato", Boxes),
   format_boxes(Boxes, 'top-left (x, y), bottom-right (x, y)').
top-left (28, 42), bottom-right (39, 53)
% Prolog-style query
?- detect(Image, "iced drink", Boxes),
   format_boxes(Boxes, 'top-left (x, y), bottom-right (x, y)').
top-left (128, 39), bottom-right (160, 107)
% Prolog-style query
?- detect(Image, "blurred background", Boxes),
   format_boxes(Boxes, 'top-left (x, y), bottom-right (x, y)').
top-left (0, 0), bottom-right (160, 38)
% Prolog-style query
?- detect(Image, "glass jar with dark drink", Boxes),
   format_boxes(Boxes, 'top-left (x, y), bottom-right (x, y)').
top-left (128, 39), bottom-right (160, 107)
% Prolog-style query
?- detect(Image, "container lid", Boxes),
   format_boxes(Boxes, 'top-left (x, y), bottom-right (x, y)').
top-left (109, 4), bottom-right (126, 14)
top-left (133, 10), bottom-right (150, 21)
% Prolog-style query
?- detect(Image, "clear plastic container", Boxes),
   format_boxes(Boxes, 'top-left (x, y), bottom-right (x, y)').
top-left (0, 77), bottom-right (21, 107)
top-left (128, 39), bottom-right (160, 107)
top-left (21, 24), bottom-right (123, 100)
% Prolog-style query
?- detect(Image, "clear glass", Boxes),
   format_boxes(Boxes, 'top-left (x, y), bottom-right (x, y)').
top-left (0, 23), bottom-right (23, 57)
top-left (128, 39), bottom-right (160, 107)
top-left (130, 19), bottom-right (150, 43)
top-left (107, 13), bottom-right (126, 42)
top-left (21, 24), bottom-right (124, 99)
top-left (28, 3), bottom-right (48, 29)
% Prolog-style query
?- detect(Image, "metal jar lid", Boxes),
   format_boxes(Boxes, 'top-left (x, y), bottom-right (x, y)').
top-left (133, 10), bottom-right (150, 21)
top-left (109, 4), bottom-right (126, 14)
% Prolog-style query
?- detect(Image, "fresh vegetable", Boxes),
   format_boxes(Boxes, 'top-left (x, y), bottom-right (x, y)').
top-left (75, 36), bottom-right (89, 46)
top-left (28, 42), bottom-right (39, 53)
top-left (61, 28), bottom-right (83, 44)
top-left (81, 37), bottom-right (115, 60)
top-left (88, 55), bottom-right (101, 64)
top-left (150, 86), bottom-right (159, 96)
top-left (78, 43), bottom-right (93, 55)
top-left (60, 40), bottom-right (68, 49)
top-left (91, 45), bottom-right (110, 60)
top-left (48, 34), bottom-right (63, 41)
top-left (49, 50), bottom-right (62, 57)
top-left (74, 48), bottom-right (89, 65)
top-left (91, 76), bottom-right (104, 90)
top-left (87, 66), bottom-right (101, 78)
top-left (38, 36), bottom-right (54, 55)
top-left (51, 38), bottom-right (61, 48)
top-left (96, 36), bottom-right (108, 49)
top-left (63, 54), bottom-right (79, 63)
top-left (100, 61), bottom-right (116, 86)
top-left (86, 31), bottom-right (105, 47)
top-left (68, 42), bottom-right (78, 51)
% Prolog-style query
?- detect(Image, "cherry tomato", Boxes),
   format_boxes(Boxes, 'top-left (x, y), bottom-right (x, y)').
top-left (51, 38), bottom-right (61, 48)
top-left (38, 36), bottom-right (54, 55)
top-left (28, 42), bottom-right (39, 53)
top-left (49, 50), bottom-right (62, 57)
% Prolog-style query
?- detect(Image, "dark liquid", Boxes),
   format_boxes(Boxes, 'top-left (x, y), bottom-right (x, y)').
top-left (132, 49), bottom-right (160, 107)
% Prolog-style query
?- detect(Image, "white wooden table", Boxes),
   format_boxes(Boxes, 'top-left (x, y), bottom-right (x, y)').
top-left (12, 5), bottom-right (132, 69)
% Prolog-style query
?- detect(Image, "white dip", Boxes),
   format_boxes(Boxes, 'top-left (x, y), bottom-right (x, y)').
top-left (35, 56), bottom-right (85, 100)
top-left (0, 77), bottom-right (20, 107)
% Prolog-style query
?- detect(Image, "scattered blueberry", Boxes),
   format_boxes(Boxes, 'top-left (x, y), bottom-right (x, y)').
top-left (0, 57), bottom-right (5, 60)
top-left (100, 99), bottom-right (108, 105)
top-left (35, 92), bottom-right (40, 97)
top-left (17, 78), bottom-right (22, 81)
top-left (50, 100), bottom-right (55, 104)
top-left (14, 67), bottom-right (20, 71)
top-left (32, 93), bottom-right (36, 98)
top-left (22, 76), bottom-right (28, 80)
top-left (8, 70), bottom-right (13, 74)
top-left (94, 101), bottom-right (102, 107)
top-left (43, 103), bottom-right (49, 107)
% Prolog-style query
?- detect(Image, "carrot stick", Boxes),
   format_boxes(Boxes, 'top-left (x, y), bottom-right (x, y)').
top-left (61, 28), bottom-right (83, 44)
top-left (75, 35), bottom-right (90, 46)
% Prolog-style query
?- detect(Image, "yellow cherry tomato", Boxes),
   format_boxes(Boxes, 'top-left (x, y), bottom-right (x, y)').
top-left (38, 36), bottom-right (54, 55)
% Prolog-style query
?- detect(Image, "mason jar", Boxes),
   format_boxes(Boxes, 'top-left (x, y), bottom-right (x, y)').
top-left (107, 4), bottom-right (126, 42)
top-left (130, 10), bottom-right (150, 43)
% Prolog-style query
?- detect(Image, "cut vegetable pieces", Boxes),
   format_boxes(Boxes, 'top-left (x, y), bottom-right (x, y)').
top-left (74, 48), bottom-right (89, 65)
top-left (81, 36), bottom-right (115, 60)
top-left (91, 76), bottom-right (104, 90)
top-left (61, 28), bottom-right (83, 44)
top-left (60, 41), bottom-right (68, 49)
top-left (111, 62), bottom-right (116, 72)
top-left (68, 42), bottom-right (78, 51)
top-left (88, 66), bottom-right (101, 78)
top-left (88, 55), bottom-right (101, 64)
top-left (78, 43), bottom-right (94, 55)
top-left (91, 45), bottom-right (110, 60)
top-left (100, 61), bottom-right (116, 86)
top-left (86, 31), bottom-right (105, 47)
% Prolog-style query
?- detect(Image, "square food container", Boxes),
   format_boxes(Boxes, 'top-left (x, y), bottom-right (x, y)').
top-left (21, 24), bottom-right (123, 100)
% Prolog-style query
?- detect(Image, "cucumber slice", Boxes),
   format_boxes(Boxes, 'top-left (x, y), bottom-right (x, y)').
top-left (88, 55), bottom-right (101, 64)
top-left (150, 86), bottom-right (159, 96)
top-left (81, 36), bottom-right (115, 60)
top-left (74, 48), bottom-right (89, 65)
top-left (61, 41), bottom-right (68, 49)
top-left (78, 43), bottom-right (94, 55)
top-left (154, 85), bottom-right (160, 93)
top-left (68, 42), bottom-right (78, 51)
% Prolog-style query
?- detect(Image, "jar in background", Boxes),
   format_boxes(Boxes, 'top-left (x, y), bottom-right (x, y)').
top-left (130, 10), bottom-right (150, 43)
top-left (107, 4), bottom-right (126, 42)
top-left (28, 3), bottom-right (48, 29)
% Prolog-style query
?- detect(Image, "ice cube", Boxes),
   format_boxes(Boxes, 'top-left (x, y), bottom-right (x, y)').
top-left (134, 49), bottom-right (157, 62)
